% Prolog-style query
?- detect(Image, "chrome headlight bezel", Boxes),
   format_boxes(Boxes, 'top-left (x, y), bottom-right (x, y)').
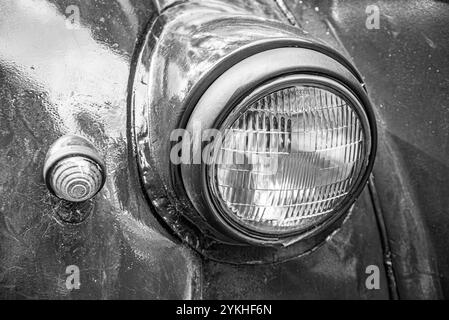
top-left (179, 47), bottom-right (377, 245)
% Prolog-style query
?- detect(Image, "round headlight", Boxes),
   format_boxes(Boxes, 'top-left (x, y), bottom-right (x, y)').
top-left (179, 47), bottom-right (375, 244)
top-left (206, 75), bottom-right (371, 236)
top-left (176, 47), bottom-right (376, 246)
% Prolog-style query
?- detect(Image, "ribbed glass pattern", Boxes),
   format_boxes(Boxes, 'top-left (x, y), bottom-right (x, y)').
top-left (209, 85), bottom-right (366, 233)
top-left (50, 156), bottom-right (104, 202)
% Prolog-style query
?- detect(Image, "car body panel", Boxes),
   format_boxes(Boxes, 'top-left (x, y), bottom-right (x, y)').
top-left (0, 0), bottom-right (200, 299)
top-left (0, 0), bottom-right (433, 299)
top-left (284, 0), bottom-right (447, 299)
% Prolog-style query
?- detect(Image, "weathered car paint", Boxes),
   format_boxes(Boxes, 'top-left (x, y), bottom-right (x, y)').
top-left (0, 0), bottom-right (200, 299)
top-left (0, 0), bottom-right (392, 299)
top-left (284, 0), bottom-right (447, 299)
top-left (202, 190), bottom-right (390, 299)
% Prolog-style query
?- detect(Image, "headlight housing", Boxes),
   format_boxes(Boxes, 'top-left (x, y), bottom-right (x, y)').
top-left (132, 1), bottom-right (377, 259)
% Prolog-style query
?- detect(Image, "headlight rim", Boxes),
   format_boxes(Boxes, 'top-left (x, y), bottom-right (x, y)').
top-left (202, 74), bottom-right (374, 242)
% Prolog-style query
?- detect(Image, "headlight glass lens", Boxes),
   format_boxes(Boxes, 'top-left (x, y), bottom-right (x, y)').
top-left (207, 83), bottom-right (369, 235)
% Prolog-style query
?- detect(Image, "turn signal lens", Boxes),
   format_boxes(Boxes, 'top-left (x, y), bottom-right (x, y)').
top-left (44, 135), bottom-right (106, 203)
top-left (49, 156), bottom-right (104, 202)
top-left (207, 79), bottom-right (371, 235)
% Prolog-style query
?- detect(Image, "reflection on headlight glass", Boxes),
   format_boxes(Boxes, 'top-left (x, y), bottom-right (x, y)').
top-left (208, 85), bottom-right (366, 234)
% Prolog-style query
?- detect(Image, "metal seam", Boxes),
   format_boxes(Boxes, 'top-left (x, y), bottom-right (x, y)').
top-left (277, 2), bottom-right (398, 297)
top-left (368, 175), bottom-right (400, 299)
top-left (323, 14), bottom-right (398, 299)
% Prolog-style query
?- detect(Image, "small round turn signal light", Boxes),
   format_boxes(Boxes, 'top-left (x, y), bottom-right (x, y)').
top-left (43, 135), bottom-right (106, 202)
